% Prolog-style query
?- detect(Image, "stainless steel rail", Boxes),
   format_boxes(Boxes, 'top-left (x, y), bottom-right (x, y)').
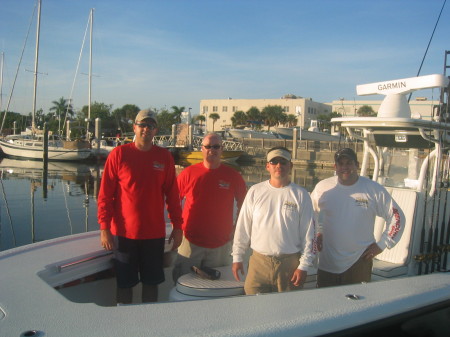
top-left (57, 251), bottom-right (113, 272)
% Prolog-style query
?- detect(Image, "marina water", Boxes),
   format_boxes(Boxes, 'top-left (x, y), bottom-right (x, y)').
top-left (0, 158), bottom-right (335, 252)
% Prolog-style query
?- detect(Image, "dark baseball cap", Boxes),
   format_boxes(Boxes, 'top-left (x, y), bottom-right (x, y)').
top-left (334, 148), bottom-right (358, 162)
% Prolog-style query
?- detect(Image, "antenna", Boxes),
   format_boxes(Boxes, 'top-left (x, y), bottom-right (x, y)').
top-left (356, 74), bottom-right (449, 118)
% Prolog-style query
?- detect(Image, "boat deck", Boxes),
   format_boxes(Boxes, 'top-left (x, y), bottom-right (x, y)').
top-left (1, 232), bottom-right (449, 336)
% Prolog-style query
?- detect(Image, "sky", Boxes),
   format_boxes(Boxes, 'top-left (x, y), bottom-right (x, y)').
top-left (0, 0), bottom-right (449, 117)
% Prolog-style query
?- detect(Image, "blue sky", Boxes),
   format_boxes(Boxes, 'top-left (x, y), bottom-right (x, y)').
top-left (0, 0), bottom-right (448, 116)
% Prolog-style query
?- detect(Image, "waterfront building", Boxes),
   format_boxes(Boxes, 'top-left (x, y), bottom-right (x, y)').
top-left (200, 95), bottom-right (331, 132)
top-left (199, 95), bottom-right (440, 133)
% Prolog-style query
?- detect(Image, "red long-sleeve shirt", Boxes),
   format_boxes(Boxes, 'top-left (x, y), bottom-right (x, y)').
top-left (98, 143), bottom-right (182, 239)
top-left (177, 163), bottom-right (247, 248)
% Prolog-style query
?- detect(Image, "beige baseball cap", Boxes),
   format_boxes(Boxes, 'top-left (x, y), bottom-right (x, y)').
top-left (135, 109), bottom-right (157, 125)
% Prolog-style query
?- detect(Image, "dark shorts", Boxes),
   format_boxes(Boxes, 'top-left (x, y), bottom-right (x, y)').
top-left (113, 236), bottom-right (165, 288)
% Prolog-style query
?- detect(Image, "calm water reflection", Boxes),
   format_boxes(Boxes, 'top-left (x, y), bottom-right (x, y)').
top-left (0, 157), bottom-right (334, 252)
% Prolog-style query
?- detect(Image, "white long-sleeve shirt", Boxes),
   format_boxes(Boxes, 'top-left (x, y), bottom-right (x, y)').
top-left (232, 180), bottom-right (316, 271)
top-left (311, 176), bottom-right (404, 274)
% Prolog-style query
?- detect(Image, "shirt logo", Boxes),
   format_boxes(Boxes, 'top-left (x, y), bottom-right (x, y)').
top-left (153, 161), bottom-right (165, 171)
top-left (283, 201), bottom-right (298, 212)
top-left (354, 197), bottom-right (368, 208)
top-left (218, 180), bottom-right (230, 189)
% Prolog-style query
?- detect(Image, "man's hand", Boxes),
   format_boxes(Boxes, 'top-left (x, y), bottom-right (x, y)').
top-left (169, 228), bottom-right (183, 250)
top-left (291, 269), bottom-right (307, 287)
top-left (100, 229), bottom-right (114, 250)
top-left (232, 262), bottom-right (245, 281)
top-left (362, 242), bottom-right (383, 260)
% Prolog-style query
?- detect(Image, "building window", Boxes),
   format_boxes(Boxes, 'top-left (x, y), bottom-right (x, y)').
top-left (213, 106), bottom-right (218, 112)
top-left (284, 106), bottom-right (289, 113)
top-left (232, 106), bottom-right (238, 112)
top-left (222, 106), bottom-right (228, 112)
top-left (203, 106), bottom-right (208, 113)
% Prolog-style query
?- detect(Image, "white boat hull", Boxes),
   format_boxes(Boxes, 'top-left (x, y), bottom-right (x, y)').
top-left (0, 231), bottom-right (449, 337)
top-left (228, 129), bottom-right (279, 139)
top-left (0, 139), bottom-right (91, 161)
top-left (275, 127), bottom-right (341, 141)
top-left (90, 139), bottom-right (116, 159)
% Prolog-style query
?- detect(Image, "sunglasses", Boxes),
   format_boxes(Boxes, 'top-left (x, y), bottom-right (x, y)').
top-left (135, 123), bottom-right (156, 130)
top-left (202, 144), bottom-right (222, 149)
top-left (269, 158), bottom-right (289, 165)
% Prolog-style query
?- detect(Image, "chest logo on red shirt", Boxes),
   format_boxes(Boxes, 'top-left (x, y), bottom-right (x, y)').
top-left (218, 180), bottom-right (230, 189)
top-left (153, 161), bottom-right (165, 171)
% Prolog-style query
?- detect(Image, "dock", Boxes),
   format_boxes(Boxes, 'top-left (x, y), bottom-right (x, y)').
top-left (235, 138), bottom-right (364, 168)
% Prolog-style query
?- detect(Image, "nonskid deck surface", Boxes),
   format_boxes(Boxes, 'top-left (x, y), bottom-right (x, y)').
top-left (1, 231), bottom-right (450, 337)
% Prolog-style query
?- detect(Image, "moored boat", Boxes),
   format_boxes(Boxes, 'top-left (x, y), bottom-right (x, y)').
top-left (0, 135), bottom-right (91, 161)
top-left (275, 121), bottom-right (342, 142)
top-left (90, 139), bottom-right (117, 160)
top-left (228, 128), bottom-right (280, 139)
top-left (177, 149), bottom-right (245, 163)
top-left (0, 156), bottom-right (91, 176)
top-left (0, 1), bottom-right (91, 162)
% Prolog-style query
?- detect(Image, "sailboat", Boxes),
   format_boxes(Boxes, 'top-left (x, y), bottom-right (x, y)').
top-left (72, 8), bottom-right (115, 160)
top-left (0, 0), bottom-right (91, 161)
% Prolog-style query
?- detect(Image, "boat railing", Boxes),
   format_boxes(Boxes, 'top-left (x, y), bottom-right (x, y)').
top-left (191, 135), bottom-right (243, 151)
top-left (241, 138), bottom-right (361, 156)
top-left (56, 250), bottom-right (113, 272)
top-left (153, 135), bottom-right (175, 147)
top-left (37, 249), bottom-right (114, 289)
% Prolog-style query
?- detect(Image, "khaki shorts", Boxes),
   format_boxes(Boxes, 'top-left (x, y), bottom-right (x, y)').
top-left (317, 254), bottom-right (373, 288)
top-left (244, 250), bottom-right (302, 295)
top-left (172, 236), bottom-right (232, 283)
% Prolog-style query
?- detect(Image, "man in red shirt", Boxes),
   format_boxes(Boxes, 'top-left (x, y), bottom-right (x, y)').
top-left (173, 133), bottom-right (247, 282)
top-left (98, 109), bottom-right (183, 304)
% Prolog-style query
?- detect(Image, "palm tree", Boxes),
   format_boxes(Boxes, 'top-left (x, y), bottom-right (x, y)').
top-left (209, 113), bottom-right (220, 132)
top-left (50, 97), bottom-right (72, 134)
top-left (194, 114), bottom-right (205, 125)
top-left (231, 110), bottom-right (247, 127)
top-left (246, 106), bottom-right (262, 129)
top-left (193, 114), bottom-right (206, 133)
top-left (112, 104), bottom-right (140, 133)
top-left (286, 114), bottom-right (298, 127)
top-left (171, 106), bottom-right (185, 124)
top-left (261, 105), bottom-right (286, 131)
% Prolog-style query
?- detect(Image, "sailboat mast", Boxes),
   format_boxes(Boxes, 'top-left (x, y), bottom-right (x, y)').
top-left (86, 8), bottom-right (94, 140)
top-left (32, 0), bottom-right (41, 132)
top-left (0, 52), bottom-right (4, 112)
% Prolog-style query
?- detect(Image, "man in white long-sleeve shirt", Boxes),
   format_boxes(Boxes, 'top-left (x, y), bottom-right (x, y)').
top-left (232, 147), bottom-right (316, 295)
top-left (311, 148), bottom-right (404, 288)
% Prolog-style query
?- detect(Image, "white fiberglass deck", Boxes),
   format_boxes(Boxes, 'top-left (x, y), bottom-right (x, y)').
top-left (1, 231), bottom-right (450, 337)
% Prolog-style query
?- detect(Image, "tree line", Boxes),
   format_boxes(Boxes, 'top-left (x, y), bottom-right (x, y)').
top-left (0, 99), bottom-right (376, 137)
top-left (212, 105), bottom-right (375, 132)
top-left (0, 98), bottom-right (194, 138)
